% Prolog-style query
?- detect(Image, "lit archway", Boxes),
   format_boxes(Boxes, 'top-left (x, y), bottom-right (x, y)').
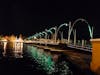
top-left (55, 23), bottom-right (69, 42)
top-left (68, 18), bottom-right (93, 44)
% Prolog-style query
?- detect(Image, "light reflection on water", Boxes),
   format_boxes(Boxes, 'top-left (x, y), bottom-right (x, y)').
top-left (24, 44), bottom-right (73, 75)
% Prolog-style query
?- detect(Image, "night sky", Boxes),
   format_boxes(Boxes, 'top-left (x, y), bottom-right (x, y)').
top-left (0, 0), bottom-right (100, 38)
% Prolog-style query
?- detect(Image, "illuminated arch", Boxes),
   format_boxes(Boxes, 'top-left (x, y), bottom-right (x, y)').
top-left (56, 23), bottom-right (68, 41)
top-left (68, 18), bottom-right (93, 42)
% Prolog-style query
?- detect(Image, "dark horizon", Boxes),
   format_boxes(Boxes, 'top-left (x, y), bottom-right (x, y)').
top-left (0, 0), bottom-right (100, 38)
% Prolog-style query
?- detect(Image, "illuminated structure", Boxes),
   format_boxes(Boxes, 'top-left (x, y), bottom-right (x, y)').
top-left (90, 39), bottom-right (100, 75)
top-left (0, 38), bottom-right (8, 56)
top-left (2, 39), bottom-right (7, 56)
top-left (0, 35), bottom-right (24, 58)
top-left (26, 19), bottom-right (92, 50)
top-left (68, 18), bottom-right (93, 45)
top-left (55, 23), bottom-right (68, 42)
top-left (13, 37), bottom-right (24, 58)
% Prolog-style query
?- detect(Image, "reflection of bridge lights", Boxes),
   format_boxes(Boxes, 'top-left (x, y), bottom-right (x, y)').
top-left (26, 46), bottom-right (72, 75)
top-left (26, 46), bottom-right (55, 74)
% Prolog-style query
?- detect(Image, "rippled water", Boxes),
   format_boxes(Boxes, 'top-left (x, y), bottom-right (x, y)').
top-left (23, 44), bottom-right (73, 75)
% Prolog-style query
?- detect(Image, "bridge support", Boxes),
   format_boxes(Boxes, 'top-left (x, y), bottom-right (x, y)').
top-left (90, 38), bottom-right (100, 75)
top-left (82, 40), bottom-right (85, 47)
top-left (74, 29), bottom-right (76, 46)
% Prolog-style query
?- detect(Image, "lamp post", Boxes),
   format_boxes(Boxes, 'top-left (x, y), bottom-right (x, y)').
top-left (59, 31), bottom-right (63, 43)
top-left (73, 29), bottom-right (76, 46)
top-left (46, 27), bottom-right (57, 40)
top-left (42, 31), bottom-right (48, 45)
top-left (68, 22), bottom-right (71, 44)
top-left (49, 26), bottom-right (57, 43)
top-left (46, 30), bottom-right (52, 39)
top-left (61, 31), bottom-right (63, 43)
top-left (55, 23), bottom-right (68, 43)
